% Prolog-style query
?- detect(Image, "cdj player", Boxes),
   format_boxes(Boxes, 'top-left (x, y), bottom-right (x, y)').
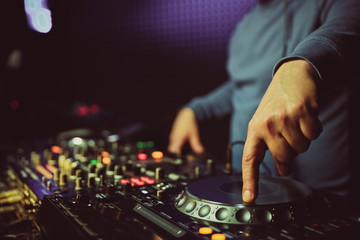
top-left (2, 134), bottom-right (360, 240)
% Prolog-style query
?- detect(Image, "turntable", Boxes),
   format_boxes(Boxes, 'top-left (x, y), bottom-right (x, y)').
top-left (174, 175), bottom-right (314, 225)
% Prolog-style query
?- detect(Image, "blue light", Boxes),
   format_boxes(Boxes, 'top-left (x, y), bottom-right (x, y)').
top-left (24, 0), bottom-right (52, 33)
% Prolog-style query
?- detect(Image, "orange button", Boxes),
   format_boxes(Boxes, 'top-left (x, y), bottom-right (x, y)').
top-left (198, 227), bottom-right (212, 235)
top-left (211, 233), bottom-right (226, 240)
top-left (152, 151), bottom-right (163, 159)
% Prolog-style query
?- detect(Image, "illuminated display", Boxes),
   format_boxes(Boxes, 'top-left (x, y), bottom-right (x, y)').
top-left (24, 0), bottom-right (52, 33)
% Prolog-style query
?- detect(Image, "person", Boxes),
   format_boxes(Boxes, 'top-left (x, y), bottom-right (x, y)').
top-left (167, 0), bottom-right (360, 203)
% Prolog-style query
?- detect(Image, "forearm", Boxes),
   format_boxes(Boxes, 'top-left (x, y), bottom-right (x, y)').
top-left (187, 81), bottom-right (234, 121)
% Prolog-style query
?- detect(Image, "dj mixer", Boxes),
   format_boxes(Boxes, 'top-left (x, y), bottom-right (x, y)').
top-left (2, 134), bottom-right (360, 240)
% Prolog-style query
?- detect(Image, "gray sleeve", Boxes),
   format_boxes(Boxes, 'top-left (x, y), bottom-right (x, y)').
top-left (273, 0), bottom-right (360, 81)
top-left (186, 81), bottom-right (234, 121)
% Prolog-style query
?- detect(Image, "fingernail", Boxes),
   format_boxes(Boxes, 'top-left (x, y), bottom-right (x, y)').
top-left (243, 190), bottom-right (253, 202)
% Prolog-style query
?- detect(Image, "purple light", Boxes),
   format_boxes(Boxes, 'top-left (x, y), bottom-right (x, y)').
top-left (24, 0), bottom-right (52, 33)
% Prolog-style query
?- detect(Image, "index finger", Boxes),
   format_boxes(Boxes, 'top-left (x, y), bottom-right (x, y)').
top-left (242, 134), bottom-right (267, 203)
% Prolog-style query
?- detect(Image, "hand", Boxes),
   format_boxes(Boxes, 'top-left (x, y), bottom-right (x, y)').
top-left (168, 108), bottom-right (204, 155)
top-left (241, 59), bottom-right (323, 202)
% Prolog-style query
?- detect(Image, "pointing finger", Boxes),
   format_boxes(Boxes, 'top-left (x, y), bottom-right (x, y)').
top-left (242, 134), bottom-right (267, 203)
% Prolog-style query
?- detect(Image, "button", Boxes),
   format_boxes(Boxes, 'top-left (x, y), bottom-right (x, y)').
top-left (185, 201), bottom-right (196, 213)
top-left (236, 208), bottom-right (251, 223)
top-left (215, 208), bottom-right (229, 221)
top-left (198, 205), bottom-right (211, 217)
top-left (211, 233), bottom-right (226, 240)
top-left (198, 227), bottom-right (212, 235)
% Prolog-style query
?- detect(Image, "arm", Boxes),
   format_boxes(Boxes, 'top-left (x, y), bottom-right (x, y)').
top-left (242, 0), bottom-right (360, 202)
top-left (168, 81), bottom-right (234, 154)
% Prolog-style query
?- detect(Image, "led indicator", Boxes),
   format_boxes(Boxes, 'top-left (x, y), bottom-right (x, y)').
top-left (140, 176), bottom-right (155, 185)
top-left (146, 141), bottom-right (154, 148)
top-left (90, 159), bottom-right (98, 165)
top-left (137, 153), bottom-right (147, 161)
top-left (120, 179), bottom-right (130, 185)
top-left (211, 234), bottom-right (226, 240)
top-left (90, 104), bottom-right (100, 114)
top-left (199, 227), bottom-right (213, 235)
top-left (101, 151), bottom-right (110, 157)
top-left (10, 100), bottom-right (20, 110)
top-left (152, 151), bottom-right (163, 159)
top-left (50, 145), bottom-right (62, 154)
top-left (102, 157), bottom-right (111, 165)
top-left (77, 106), bottom-right (89, 116)
top-left (136, 141), bottom-right (145, 148)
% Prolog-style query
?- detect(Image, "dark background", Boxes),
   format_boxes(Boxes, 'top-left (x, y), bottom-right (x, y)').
top-left (1, 0), bottom-right (256, 161)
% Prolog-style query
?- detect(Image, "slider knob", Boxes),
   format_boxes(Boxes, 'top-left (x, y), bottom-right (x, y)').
top-left (60, 173), bottom-right (68, 187)
top-left (155, 167), bottom-right (165, 183)
top-left (134, 164), bottom-right (142, 176)
top-left (156, 190), bottom-right (164, 200)
top-left (87, 176), bottom-right (96, 188)
top-left (75, 177), bottom-right (83, 192)
top-left (206, 159), bottom-right (216, 176)
top-left (194, 166), bottom-right (200, 179)
top-left (53, 169), bottom-right (61, 183)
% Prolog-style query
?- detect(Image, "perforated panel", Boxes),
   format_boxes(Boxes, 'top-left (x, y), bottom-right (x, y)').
top-left (66, 0), bottom-right (257, 63)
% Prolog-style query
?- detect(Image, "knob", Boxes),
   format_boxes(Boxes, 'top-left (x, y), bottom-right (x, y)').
top-left (53, 169), bottom-right (61, 183)
top-left (106, 162), bottom-right (115, 176)
top-left (194, 166), bottom-right (200, 179)
top-left (206, 159), bottom-right (216, 176)
top-left (60, 173), bottom-right (68, 187)
top-left (156, 190), bottom-right (164, 200)
top-left (75, 177), bottom-right (83, 192)
top-left (87, 176), bottom-right (96, 188)
top-left (133, 164), bottom-right (142, 176)
top-left (155, 167), bottom-right (165, 183)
